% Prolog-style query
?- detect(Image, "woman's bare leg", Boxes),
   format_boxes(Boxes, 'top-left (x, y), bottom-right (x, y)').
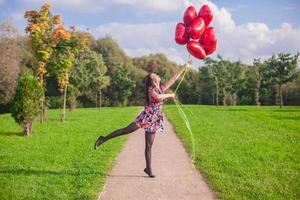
top-left (94, 122), bottom-right (139, 149)
top-left (144, 131), bottom-right (156, 177)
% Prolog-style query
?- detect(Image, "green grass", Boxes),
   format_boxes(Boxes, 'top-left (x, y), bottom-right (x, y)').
top-left (164, 105), bottom-right (300, 200)
top-left (0, 107), bottom-right (139, 200)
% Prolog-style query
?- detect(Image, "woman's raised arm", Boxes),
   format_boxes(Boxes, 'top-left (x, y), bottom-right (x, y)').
top-left (163, 60), bottom-right (192, 91)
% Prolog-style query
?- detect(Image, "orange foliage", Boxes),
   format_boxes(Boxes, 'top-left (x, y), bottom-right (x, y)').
top-left (24, 10), bottom-right (38, 18)
top-left (41, 3), bottom-right (51, 10)
top-left (52, 24), bottom-right (71, 44)
top-left (53, 14), bottom-right (61, 25)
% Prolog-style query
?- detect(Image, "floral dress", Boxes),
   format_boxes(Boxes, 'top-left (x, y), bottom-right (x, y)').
top-left (134, 85), bottom-right (166, 133)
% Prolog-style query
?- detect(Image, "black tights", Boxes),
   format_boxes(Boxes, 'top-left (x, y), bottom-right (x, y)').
top-left (102, 122), bottom-right (140, 141)
top-left (145, 132), bottom-right (156, 170)
top-left (100, 122), bottom-right (156, 170)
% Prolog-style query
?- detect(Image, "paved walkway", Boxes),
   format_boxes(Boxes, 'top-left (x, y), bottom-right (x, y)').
top-left (98, 114), bottom-right (217, 200)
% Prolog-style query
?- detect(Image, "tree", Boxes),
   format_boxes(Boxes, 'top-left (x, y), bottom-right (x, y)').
top-left (24, 3), bottom-right (61, 123)
top-left (225, 60), bottom-right (243, 105)
top-left (70, 48), bottom-right (110, 108)
top-left (110, 64), bottom-right (135, 106)
top-left (11, 73), bottom-right (44, 135)
top-left (206, 56), bottom-right (228, 106)
top-left (50, 27), bottom-right (83, 122)
top-left (93, 36), bottom-right (136, 106)
top-left (202, 57), bottom-right (219, 105)
top-left (265, 53), bottom-right (299, 108)
top-left (251, 59), bottom-right (265, 106)
top-left (0, 20), bottom-right (20, 105)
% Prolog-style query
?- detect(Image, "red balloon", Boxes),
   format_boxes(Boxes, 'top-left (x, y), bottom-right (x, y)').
top-left (187, 41), bottom-right (206, 59)
top-left (188, 17), bottom-right (205, 40)
top-left (200, 27), bottom-right (217, 55)
top-left (203, 41), bottom-right (217, 55)
top-left (199, 5), bottom-right (213, 27)
top-left (175, 23), bottom-right (189, 45)
top-left (183, 6), bottom-right (197, 26)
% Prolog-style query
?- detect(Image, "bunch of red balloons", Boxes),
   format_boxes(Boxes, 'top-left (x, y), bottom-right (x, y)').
top-left (175, 5), bottom-right (217, 60)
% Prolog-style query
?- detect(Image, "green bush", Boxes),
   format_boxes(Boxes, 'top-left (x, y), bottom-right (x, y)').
top-left (11, 73), bottom-right (44, 135)
top-left (46, 96), bottom-right (62, 109)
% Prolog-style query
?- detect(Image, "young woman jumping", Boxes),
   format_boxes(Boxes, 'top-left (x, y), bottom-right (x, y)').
top-left (94, 61), bottom-right (191, 178)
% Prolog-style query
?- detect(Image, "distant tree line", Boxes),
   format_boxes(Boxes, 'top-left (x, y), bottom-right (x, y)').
top-left (1, 19), bottom-right (300, 115)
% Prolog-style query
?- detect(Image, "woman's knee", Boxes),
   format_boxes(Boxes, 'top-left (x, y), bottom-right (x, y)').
top-left (123, 123), bottom-right (139, 134)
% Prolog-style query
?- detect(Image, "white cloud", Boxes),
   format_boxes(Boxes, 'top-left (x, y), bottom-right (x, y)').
top-left (188, 0), bottom-right (300, 64)
top-left (113, 0), bottom-right (183, 11)
top-left (21, 0), bottom-right (104, 13)
top-left (225, 5), bottom-right (248, 12)
top-left (20, 0), bottom-right (183, 12)
top-left (78, 22), bottom-right (188, 65)
top-left (17, 0), bottom-right (300, 66)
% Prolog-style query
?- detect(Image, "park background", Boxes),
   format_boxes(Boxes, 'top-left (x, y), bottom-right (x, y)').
top-left (0, 0), bottom-right (300, 200)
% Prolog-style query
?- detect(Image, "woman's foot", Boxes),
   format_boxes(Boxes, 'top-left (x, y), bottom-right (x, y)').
top-left (94, 136), bottom-right (106, 150)
top-left (144, 167), bottom-right (155, 178)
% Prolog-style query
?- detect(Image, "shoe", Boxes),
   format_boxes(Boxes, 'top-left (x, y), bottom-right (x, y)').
top-left (94, 136), bottom-right (105, 150)
top-left (144, 167), bottom-right (155, 178)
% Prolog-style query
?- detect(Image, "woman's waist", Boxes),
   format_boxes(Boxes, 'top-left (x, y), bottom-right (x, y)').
top-left (145, 103), bottom-right (163, 108)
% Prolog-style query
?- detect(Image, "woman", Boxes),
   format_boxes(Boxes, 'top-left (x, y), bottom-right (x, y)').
top-left (94, 61), bottom-right (191, 178)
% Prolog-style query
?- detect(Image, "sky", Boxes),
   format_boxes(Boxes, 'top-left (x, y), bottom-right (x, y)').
top-left (1, 0), bottom-right (300, 66)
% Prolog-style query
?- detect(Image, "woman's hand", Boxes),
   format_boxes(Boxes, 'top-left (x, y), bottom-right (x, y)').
top-left (167, 93), bottom-right (175, 99)
top-left (184, 60), bottom-right (192, 68)
top-left (163, 60), bottom-right (192, 91)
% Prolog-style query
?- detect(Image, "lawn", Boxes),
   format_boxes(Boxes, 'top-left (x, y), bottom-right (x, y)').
top-left (164, 105), bottom-right (300, 200)
top-left (1, 106), bottom-right (299, 200)
top-left (0, 107), bottom-right (139, 200)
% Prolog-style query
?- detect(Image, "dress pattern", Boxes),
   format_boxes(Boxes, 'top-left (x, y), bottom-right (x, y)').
top-left (134, 85), bottom-right (165, 133)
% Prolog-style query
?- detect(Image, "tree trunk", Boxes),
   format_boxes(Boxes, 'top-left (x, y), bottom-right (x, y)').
top-left (95, 91), bottom-right (98, 108)
top-left (61, 82), bottom-right (68, 122)
top-left (255, 80), bottom-right (261, 106)
top-left (229, 94), bottom-right (233, 105)
top-left (222, 88), bottom-right (227, 106)
top-left (23, 120), bottom-right (32, 136)
top-left (233, 93), bottom-right (237, 106)
top-left (279, 84), bottom-right (283, 108)
top-left (99, 89), bottom-right (102, 109)
top-left (40, 74), bottom-right (44, 124)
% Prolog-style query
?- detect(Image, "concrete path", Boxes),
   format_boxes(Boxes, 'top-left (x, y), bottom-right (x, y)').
top-left (98, 114), bottom-right (217, 200)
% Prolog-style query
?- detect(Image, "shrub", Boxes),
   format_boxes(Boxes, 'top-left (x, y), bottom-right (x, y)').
top-left (11, 73), bottom-right (44, 135)
top-left (46, 96), bottom-right (62, 109)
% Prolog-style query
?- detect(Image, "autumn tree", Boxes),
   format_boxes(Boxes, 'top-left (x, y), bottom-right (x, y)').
top-left (24, 3), bottom-right (61, 122)
top-left (50, 28), bottom-right (89, 121)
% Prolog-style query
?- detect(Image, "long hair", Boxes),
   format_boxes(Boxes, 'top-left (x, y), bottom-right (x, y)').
top-left (144, 74), bottom-right (153, 105)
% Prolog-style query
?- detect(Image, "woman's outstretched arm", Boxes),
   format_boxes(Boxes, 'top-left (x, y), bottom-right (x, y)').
top-left (151, 92), bottom-right (175, 101)
top-left (163, 60), bottom-right (192, 91)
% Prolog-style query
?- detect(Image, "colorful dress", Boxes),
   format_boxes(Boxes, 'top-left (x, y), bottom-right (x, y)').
top-left (134, 85), bottom-right (166, 133)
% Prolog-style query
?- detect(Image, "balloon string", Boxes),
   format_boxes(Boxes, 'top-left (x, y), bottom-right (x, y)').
top-left (173, 58), bottom-right (196, 164)
top-left (174, 64), bottom-right (188, 94)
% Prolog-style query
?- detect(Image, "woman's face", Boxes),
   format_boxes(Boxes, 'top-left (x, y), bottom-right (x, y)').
top-left (150, 73), bottom-right (161, 86)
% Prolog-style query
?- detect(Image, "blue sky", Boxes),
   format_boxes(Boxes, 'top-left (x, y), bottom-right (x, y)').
top-left (1, 0), bottom-right (300, 66)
